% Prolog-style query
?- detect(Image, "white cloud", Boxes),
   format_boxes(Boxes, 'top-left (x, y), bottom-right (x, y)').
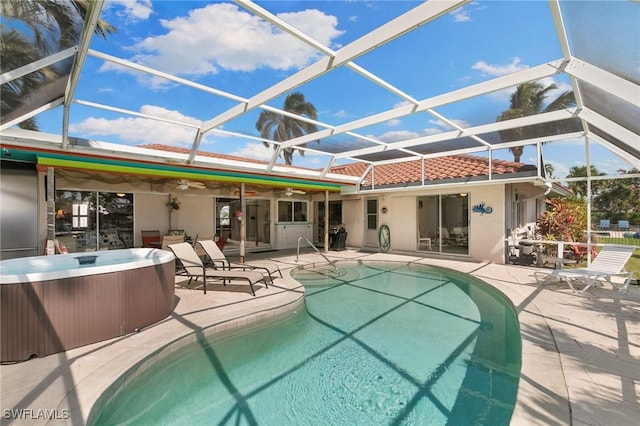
top-left (538, 77), bottom-right (573, 107)
top-left (592, 158), bottom-right (634, 175)
top-left (451, 9), bottom-right (472, 22)
top-left (225, 140), bottom-right (326, 165)
top-left (539, 158), bottom-right (570, 179)
top-left (333, 109), bottom-right (350, 118)
top-left (374, 130), bottom-right (421, 142)
top-left (423, 118), bottom-right (470, 135)
top-left (450, 2), bottom-right (484, 23)
top-left (472, 57), bottom-right (528, 77)
top-left (68, 105), bottom-right (201, 146)
top-left (101, 3), bottom-right (344, 79)
top-left (368, 117), bottom-right (471, 142)
top-left (386, 118), bottom-right (401, 127)
top-left (472, 57), bottom-right (572, 107)
top-left (485, 76), bottom-right (573, 106)
top-left (393, 100), bottom-right (412, 109)
top-left (228, 143), bottom-right (274, 162)
top-left (104, 0), bottom-right (153, 21)
top-left (486, 87), bottom-right (514, 104)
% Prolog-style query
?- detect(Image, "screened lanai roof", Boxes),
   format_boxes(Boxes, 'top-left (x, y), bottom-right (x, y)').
top-left (1, 0), bottom-right (638, 192)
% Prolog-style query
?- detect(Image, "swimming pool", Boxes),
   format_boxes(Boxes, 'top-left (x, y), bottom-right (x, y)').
top-left (92, 262), bottom-right (521, 425)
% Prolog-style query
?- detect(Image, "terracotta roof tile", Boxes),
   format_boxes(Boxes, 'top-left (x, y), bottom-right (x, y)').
top-left (140, 144), bottom-right (271, 166)
top-left (139, 145), bottom-right (531, 187)
top-left (139, 144), bottom-right (323, 173)
top-left (330, 154), bottom-right (530, 186)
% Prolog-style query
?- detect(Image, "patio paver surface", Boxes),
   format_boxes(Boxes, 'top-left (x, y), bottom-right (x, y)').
top-left (1, 249), bottom-right (638, 425)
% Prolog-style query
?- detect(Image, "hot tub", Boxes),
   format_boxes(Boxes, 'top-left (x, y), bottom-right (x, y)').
top-left (0, 248), bottom-right (175, 363)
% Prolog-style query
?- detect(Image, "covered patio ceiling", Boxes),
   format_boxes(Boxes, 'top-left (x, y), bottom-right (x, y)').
top-left (1, 0), bottom-right (638, 192)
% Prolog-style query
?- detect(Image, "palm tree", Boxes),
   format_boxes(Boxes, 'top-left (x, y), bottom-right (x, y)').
top-left (0, 30), bottom-right (47, 130)
top-left (544, 162), bottom-right (555, 179)
top-left (1, 0), bottom-right (116, 129)
top-left (566, 165), bottom-right (605, 198)
top-left (496, 81), bottom-right (577, 162)
top-left (255, 92), bottom-right (319, 165)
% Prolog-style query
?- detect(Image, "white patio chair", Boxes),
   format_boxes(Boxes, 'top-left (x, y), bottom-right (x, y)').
top-left (417, 230), bottom-right (432, 250)
top-left (534, 244), bottom-right (636, 293)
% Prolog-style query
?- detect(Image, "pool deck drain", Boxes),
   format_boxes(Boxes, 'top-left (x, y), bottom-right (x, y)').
top-left (1, 249), bottom-right (638, 425)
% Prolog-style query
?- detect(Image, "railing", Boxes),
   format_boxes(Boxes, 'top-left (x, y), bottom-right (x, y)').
top-left (505, 235), bottom-right (640, 268)
top-left (296, 236), bottom-right (340, 274)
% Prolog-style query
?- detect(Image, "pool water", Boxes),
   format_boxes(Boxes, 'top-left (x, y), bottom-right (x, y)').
top-left (93, 262), bottom-right (521, 425)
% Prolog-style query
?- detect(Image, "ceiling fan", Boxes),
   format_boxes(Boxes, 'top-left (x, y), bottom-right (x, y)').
top-left (175, 179), bottom-right (205, 190)
top-left (284, 187), bottom-right (306, 196)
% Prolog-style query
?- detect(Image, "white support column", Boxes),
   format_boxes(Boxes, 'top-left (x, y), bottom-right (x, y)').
top-left (324, 191), bottom-right (329, 253)
top-left (585, 136), bottom-right (592, 266)
top-left (239, 183), bottom-right (246, 263)
top-left (47, 167), bottom-right (55, 243)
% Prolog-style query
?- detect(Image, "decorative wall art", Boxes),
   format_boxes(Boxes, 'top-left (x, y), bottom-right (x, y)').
top-left (472, 202), bottom-right (493, 215)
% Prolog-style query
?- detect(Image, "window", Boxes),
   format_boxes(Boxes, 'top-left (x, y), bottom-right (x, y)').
top-left (215, 198), bottom-right (239, 239)
top-left (367, 199), bottom-right (378, 230)
top-left (278, 200), bottom-right (307, 222)
top-left (55, 191), bottom-right (133, 251)
top-left (220, 205), bottom-right (230, 226)
top-left (72, 202), bottom-right (89, 228)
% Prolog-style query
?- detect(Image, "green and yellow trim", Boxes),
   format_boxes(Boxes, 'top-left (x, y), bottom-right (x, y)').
top-left (36, 153), bottom-right (343, 192)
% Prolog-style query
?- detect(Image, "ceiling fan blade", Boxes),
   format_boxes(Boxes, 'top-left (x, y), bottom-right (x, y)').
top-left (175, 179), bottom-right (205, 190)
top-left (282, 187), bottom-right (306, 196)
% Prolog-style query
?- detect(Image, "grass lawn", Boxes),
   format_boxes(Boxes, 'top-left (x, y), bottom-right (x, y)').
top-left (597, 238), bottom-right (640, 282)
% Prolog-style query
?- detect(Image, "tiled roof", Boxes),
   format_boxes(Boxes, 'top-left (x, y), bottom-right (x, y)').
top-left (141, 144), bottom-right (531, 187)
top-left (329, 155), bottom-right (531, 186)
top-left (140, 144), bottom-right (271, 166)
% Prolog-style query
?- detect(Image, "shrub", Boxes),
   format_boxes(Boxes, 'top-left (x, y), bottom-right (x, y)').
top-left (536, 197), bottom-right (587, 242)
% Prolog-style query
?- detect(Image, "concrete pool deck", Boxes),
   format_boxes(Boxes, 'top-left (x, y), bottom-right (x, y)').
top-left (1, 249), bottom-right (638, 425)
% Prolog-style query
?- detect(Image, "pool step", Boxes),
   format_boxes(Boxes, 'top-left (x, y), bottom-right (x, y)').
top-left (292, 265), bottom-right (360, 285)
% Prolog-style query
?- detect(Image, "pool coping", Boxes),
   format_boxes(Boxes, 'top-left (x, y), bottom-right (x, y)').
top-left (85, 292), bottom-right (305, 424)
top-left (1, 249), bottom-right (638, 425)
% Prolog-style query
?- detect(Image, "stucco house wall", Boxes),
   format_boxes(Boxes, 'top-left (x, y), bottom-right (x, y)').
top-left (340, 197), bottom-right (363, 249)
top-left (336, 183), bottom-right (506, 264)
top-left (468, 185), bottom-right (506, 263)
top-left (134, 193), bottom-right (171, 246)
top-left (377, 195), bottom-right (417, 252)
top-left (31, 167), bottom-right (519, 263)
top-left (168, 194), bottom-right (215, 239)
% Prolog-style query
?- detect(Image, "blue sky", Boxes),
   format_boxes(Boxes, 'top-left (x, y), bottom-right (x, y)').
top-left (33, 0), bottom-right (638, 178)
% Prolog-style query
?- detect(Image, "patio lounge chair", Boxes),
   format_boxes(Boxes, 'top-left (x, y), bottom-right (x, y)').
top-left (534, 244), bottom-right (636, 293)
top-left (168, 242), bottom-right (267, 295)
top-left (196, 239), bottom-right (282, 283)
top-left (194, 232), bottom-right (216, 257)
top-left (162, 233), bottom-right (185, 250)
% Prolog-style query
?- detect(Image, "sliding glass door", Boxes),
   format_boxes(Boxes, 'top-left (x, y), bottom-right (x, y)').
top-left (55, 191), bottom-right (134, 252)
top-left (417, 193), bottom-right (469, 255)
top-left (215, 197), bottom-right (271, 248)
top-left (316, 201), bottom-right (342, 243)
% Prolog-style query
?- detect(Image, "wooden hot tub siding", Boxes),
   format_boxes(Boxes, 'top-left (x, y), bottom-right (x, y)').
top-left (1, 260), bottom-right (175, 363)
